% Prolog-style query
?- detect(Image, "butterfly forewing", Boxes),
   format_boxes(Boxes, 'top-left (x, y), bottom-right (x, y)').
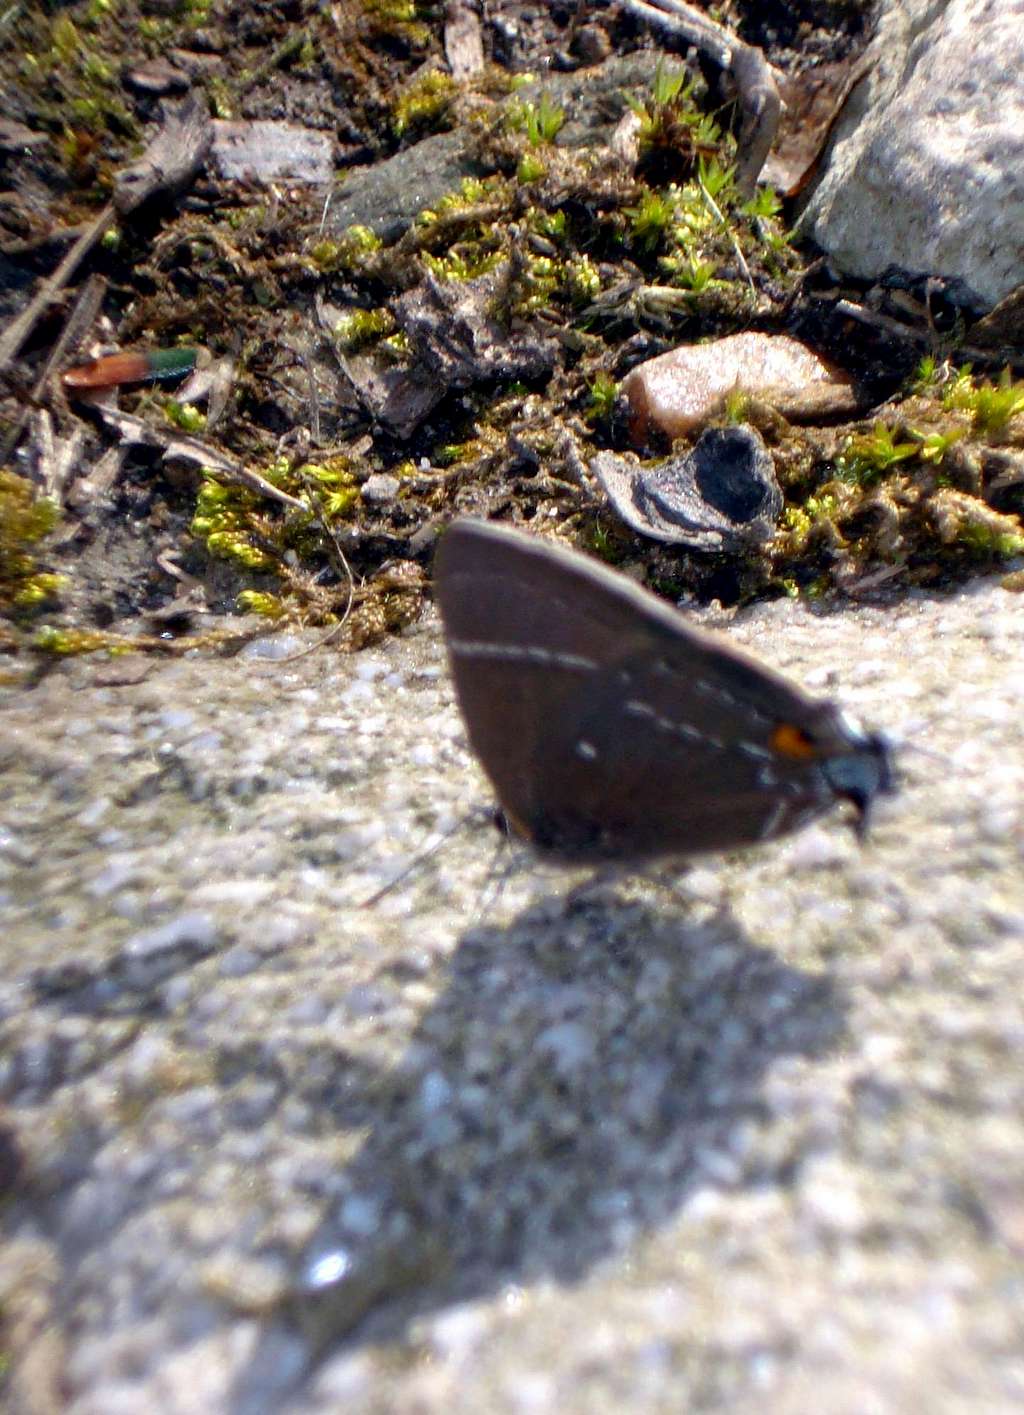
top-left (434, 520), bottom-right (877, 861)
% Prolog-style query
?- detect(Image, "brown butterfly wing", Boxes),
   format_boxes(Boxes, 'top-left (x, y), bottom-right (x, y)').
top-left (434, 520), bottom-right (855, 860)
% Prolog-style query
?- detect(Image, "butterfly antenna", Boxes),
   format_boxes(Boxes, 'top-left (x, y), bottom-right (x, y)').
top-left (360, 809), bottom-right (486, 909)
top-left (899, 738), bottom-right (952, 768)
top-left (472, 810), bottom-right (530, 919)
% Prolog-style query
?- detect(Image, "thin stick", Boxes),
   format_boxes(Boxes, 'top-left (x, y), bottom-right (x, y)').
top-left (0, 206), bottom-right (116, 376)
top-left (698, 176), bottom-right (753, 292)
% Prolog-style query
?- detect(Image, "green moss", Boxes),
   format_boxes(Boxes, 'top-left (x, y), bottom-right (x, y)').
top-left (0, 472), bottom-right (62, 617)
top-left (782, 491), bottom-right (843, 550)
top-left (204, 530), bottom-right (274, 570)
top-left (421, 249), bottom-right (501, 282)
top-left (741, 186), bottom-right (783, 220)
top-left (310, 225), bottom-right (382, 272)
top-left (933, 490), bottom-right (1024, 559)
top-left (190, 475), bottom-right (277, 571)
top-left (33, 626), bottom-right (126, 656)
top-left (392, 70), bottom-right (458, 137)
top-left (697, 155), bottom-right (736, 203)
top-left (236, 590), bottom-right (285, 617)
top-left (943, 367), bottom-right (1024, 439)
top-left (332, 307), bottom-right (395, 351)
top-left (910, 354), bottom-right (941, 393)
top-left (625, 189), bottom-right (677, 253)
top-left (516, 153), bottom-right (547, 184)
top-left (416, 177), bottom-right (499, 228)
top-left (668, 254), bottom-right (718, 292)
top-left (515, 253), bottom-right (561, 312)
top-left (911, 426), bottom-right (965, 464)
top-left (362, 0), bottom-right (428, 44)
top-left (528, 207), bottom-right (566, 241)
top-left (585, 371), bottom-right (618, 422)
top-left (296, 461), bottom-right (360, 520)
top-left (323, 487), bottom-right (359, 517)
top-left (957, 524), bottom-right (1024, 557)
top-left (723, 387), bottom-right (749, 424)
top-left (505, 92), bottom-right (565, 147)
top-left (381, 330), bottom-right (411, 355)
top-left (206, 76), bottom-right (235, 119)
top-left (180, 0), bottom-right (213, 22)
top-left (566, 254), bottom-right (601, 304)
top-left (13, 573), bottom-right (67, 610)
top-left (364, 0), bottom-right (416, 21)
top-left (163, 401), bottom-right (206, 434)
top-left (23, 8), bottom-right (139, 152)
top-left (585, 521), bottom-right (618, 562)
top-left (433, 438), bottom-right (482, 467)
top-left (836, 422), bottom-right (919, 485)
top-left (627, 60), bottom-right (695, 147)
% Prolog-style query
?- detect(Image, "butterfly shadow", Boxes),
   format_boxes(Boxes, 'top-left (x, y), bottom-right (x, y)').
top-left (231, 888), bottom-right (847, 1412)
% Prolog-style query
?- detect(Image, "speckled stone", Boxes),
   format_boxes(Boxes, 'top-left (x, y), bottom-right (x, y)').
top-left (1, 574), bottom-right (1023, 1412)
top-left (621, 332), bottom-right (854, 442)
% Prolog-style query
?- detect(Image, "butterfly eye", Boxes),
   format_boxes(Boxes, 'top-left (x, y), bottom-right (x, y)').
top-left (769, 722), bottom-right (819, 760)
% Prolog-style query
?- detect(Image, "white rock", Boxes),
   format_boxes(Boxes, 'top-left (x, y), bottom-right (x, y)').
top-left (800, 0), bottom-right (1024, 310)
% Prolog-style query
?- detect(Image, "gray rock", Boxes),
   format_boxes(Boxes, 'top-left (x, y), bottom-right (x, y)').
top-left (799, 0), bottom-right (1024, 311)
top-left (360, 473), bottom-right (401, 505)
top-left (211, 120), bottom-right (334, 186)
top-left (327, 132), bottom-right (487, 242)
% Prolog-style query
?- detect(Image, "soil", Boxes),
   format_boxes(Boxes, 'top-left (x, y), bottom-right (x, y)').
top-left (1, 0), bottom-right (1022, 665)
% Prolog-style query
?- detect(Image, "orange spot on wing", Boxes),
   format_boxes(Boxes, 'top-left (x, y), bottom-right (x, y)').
top-left (770, 722), bottom-right (818, 760)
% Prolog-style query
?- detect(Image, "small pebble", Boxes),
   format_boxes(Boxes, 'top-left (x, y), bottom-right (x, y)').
top-left (622, 332), bottom-right (854, 442)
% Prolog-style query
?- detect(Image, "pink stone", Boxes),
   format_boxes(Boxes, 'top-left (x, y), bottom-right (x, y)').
top-left (621, 332), bottom-right (854, 442)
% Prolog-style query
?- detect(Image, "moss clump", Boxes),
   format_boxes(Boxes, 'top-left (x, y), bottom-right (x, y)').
top-left (392, 70), bottom-right (458, 138)
top-left (836, 423), bottom-right (919, 486)
top-left (627, 62), bottom-right (731, 189)
top-left (585, 371), bottom-right (618, 422)
top-left (298, 461), bottom-right (361, 520)
top-left (163, 401), bottom-right (206, 434)
top-left (190, 477), bottom-right (277, 572)
top-left (20, 9), bottom-right (138, 158)
top-left (505, 92), bottom-right (565, 147)
top-left (236, 591), bottom-right (285, 618)
top-left (33, 626), bottom-right (126, 656)
top-left (310, 225), bottom-right (382, 273)
top-left (910, 426), bottom-right (966, 466)
top-left (0, 472), bottom-right (63, 618)
top-left (332, 307), bottom-right (395, 352)
top-left (516, 153), bottom-right (547, 184)
top-left (416, 176), bottom-right (498, 227)
top-left (421, 248), bottom-right (502, 282)
top-left (361, 0), bottom-right (429, 46)
top-left (929, 489), bottom-right (1024, 558)
top-left (625, 189), bottom-right (678, 253)
top-left (14, 573), bottom-right (68, 610)
top-left (942, 367), bottom-right (1024, 440)
top-left (566, 254), bottom-right (601, 305)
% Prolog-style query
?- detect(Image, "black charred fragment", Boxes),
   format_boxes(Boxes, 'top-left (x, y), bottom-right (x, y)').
top-left (590, 425), bottom-right (782, 551)
top-left (393, 270), bottom-right (560, 390)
